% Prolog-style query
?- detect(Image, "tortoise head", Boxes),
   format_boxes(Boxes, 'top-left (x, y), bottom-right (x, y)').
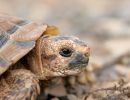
top-left (28, 35), bottom-right (90, 80)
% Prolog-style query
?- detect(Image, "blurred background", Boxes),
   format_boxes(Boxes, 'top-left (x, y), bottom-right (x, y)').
top-left (0, 0), bottom-right (130, 99)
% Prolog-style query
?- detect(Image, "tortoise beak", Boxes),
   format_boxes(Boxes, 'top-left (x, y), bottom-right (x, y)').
top-left (69, 52), bottom-right (89, 69)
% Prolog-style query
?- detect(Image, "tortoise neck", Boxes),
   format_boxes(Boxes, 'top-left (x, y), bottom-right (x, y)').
top-left (24, 36), bottom-right (43, 77)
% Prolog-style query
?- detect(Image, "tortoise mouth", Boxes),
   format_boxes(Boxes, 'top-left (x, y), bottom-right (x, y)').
top-left (68, 56), bottom-right (89, 69)
top-left (69, 62), bottom-right (88, 69)
top-left (46, 58), bottom-right (89, 77)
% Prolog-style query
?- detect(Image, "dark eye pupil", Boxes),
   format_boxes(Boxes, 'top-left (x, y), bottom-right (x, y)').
top-left (60, 48), bottom-right (72, 57)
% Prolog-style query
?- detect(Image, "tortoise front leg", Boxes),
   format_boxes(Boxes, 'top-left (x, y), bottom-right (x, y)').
top-left (0, 69), bottom-right (40, 100)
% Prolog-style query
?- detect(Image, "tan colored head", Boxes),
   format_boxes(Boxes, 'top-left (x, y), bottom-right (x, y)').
top-left (28, 35), bottom-right (90, 80)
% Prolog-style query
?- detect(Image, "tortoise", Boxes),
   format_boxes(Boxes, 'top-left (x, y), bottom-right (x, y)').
top-left (0, 13), bottom-right (90, 100)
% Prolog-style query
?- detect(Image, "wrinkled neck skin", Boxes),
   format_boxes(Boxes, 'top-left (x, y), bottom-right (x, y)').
top-left (25, 36), bottom-right (53, 80)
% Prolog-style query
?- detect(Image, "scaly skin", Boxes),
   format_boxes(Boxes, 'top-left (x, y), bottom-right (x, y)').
top-left (0, 69), bottom-right (39, 100)
top-left (0, 35), bottom-right (90, 100)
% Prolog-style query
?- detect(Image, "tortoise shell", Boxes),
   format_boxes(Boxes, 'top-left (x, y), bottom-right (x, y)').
top-left (0, 13), bottom-right (58, 75)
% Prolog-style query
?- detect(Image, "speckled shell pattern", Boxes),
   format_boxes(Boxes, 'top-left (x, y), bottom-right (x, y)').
top-left (0, 13), bottom-right (47, 76)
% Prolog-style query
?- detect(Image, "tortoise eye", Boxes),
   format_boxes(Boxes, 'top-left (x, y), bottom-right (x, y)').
top-left (59, 48), bottom-right (72, 57)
